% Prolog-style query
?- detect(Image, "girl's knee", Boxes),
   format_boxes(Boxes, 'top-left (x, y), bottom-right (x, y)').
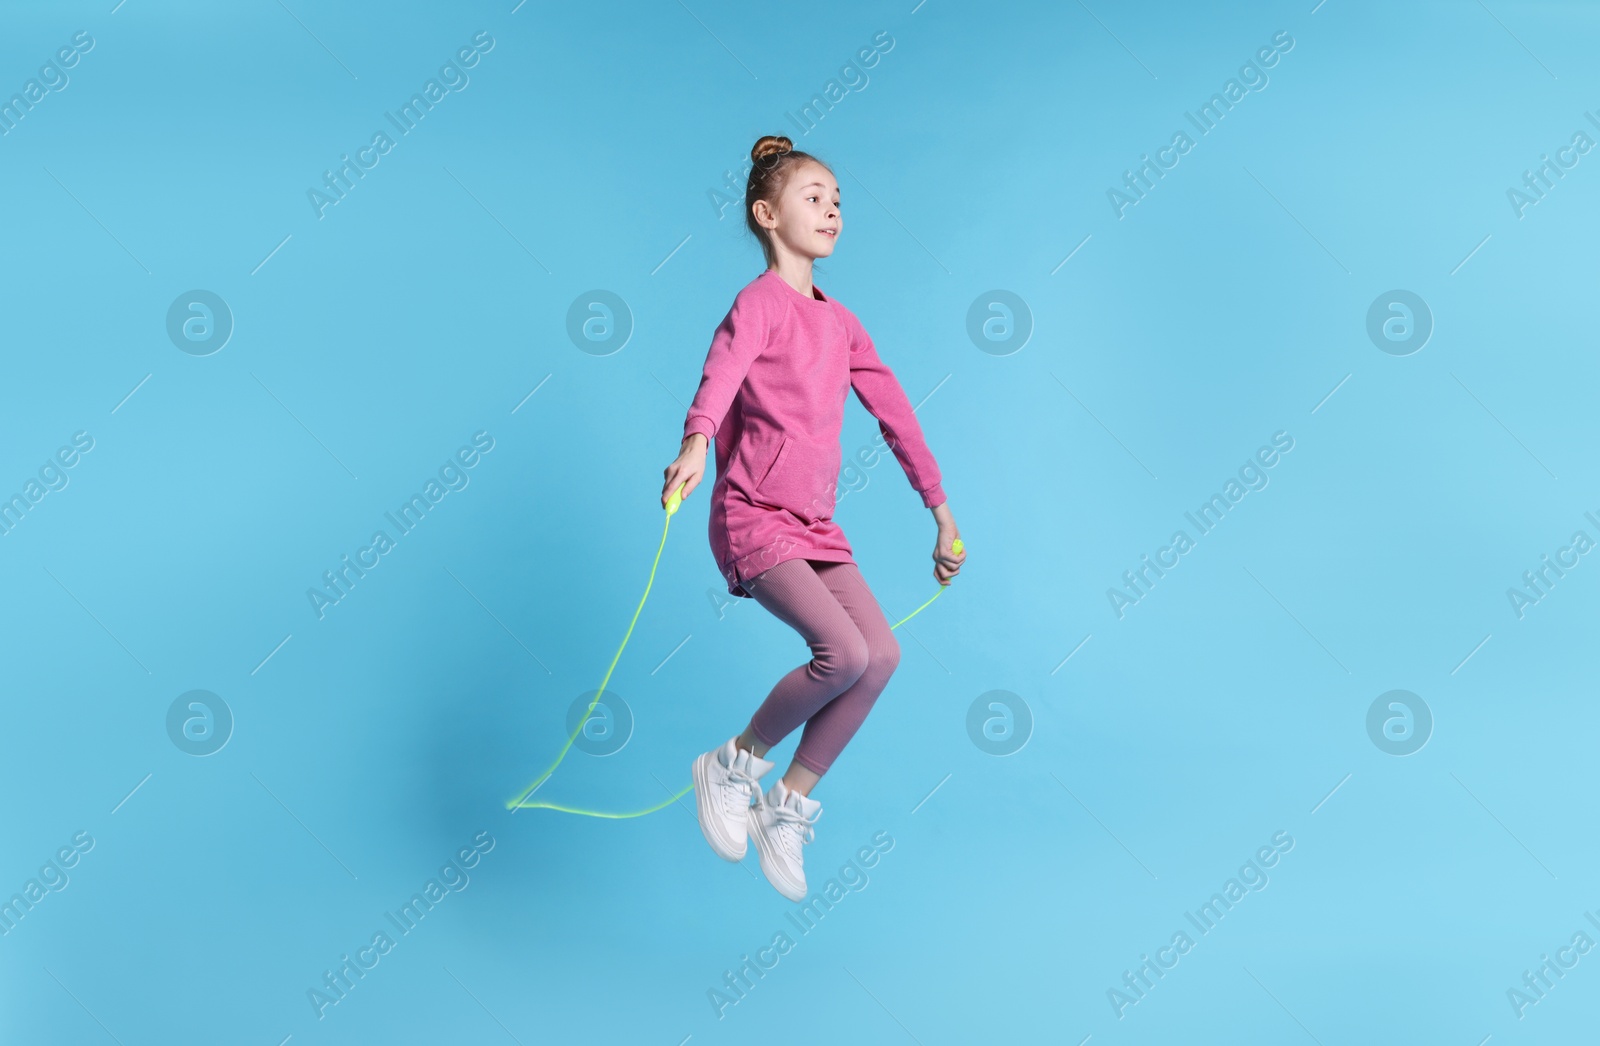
top-left (873, 632), bottom-right (901, 675)
top-left (841, 631), bottom-right (898, 684)
top-left (817, 631), bottom-right (871, 687)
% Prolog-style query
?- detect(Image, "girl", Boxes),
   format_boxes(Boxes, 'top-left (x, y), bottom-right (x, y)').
top-left (661, 135), bottom-right (965, 902)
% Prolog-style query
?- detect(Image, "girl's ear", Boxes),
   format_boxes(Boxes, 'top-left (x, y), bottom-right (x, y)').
top-left (751, 197), bottom-right (774, 229)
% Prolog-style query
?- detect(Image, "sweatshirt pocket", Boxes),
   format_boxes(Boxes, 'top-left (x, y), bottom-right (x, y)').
top-left (734, 428), bottom-right (783, 493)
top-left (754, 435), bottom-right (837, 523)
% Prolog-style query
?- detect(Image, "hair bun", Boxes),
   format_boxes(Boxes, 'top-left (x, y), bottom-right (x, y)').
top-left (751, 135), bottom-right (794, 165)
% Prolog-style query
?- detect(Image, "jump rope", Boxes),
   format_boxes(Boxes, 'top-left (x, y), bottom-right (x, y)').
top-left (504, 481), bottom-right (963, 818)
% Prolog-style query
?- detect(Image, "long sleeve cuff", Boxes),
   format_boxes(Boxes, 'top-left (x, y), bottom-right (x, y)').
top-left (682, 416), bottom-right (717, 446)
top-left (918, 482), bottom-right (947, 510)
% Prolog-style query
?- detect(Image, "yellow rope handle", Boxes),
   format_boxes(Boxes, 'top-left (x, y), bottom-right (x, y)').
top-left (505, 483), bottom-right (961, 816)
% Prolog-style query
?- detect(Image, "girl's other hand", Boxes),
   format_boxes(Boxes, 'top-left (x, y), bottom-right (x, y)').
top-left (933, 523), bottom-right (965, 585)
top-left (663, 433), bottom-right (708, 509)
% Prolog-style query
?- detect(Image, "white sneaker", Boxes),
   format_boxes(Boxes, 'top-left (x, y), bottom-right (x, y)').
top-left (748, 777), bottom-right (823, 902)
top-left (692, 737), bottom-right (774, 862)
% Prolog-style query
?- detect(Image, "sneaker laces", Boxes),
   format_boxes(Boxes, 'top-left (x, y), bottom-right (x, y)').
top-left (769, 796), bottom-right (820, 855)
top-left (722, 762), bottom-right (760, 815)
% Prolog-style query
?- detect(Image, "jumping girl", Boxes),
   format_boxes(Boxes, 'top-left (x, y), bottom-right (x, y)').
top-left (661, 135), bottom-right (965, 901)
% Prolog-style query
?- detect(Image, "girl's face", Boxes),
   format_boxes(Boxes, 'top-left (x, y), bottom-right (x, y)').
top-left (756, 160), bottom-right (841, 263)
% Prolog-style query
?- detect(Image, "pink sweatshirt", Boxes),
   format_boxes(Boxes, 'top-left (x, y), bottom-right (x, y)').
top-left (682, 268), bottom-right (947, 598)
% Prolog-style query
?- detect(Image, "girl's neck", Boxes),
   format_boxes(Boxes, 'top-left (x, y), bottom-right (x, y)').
top-left (767, 259), bottom-right (818, 300)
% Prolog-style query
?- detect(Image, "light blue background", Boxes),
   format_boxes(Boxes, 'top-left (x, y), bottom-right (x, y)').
top-left (2, 0), bottom-right (1597, 1042)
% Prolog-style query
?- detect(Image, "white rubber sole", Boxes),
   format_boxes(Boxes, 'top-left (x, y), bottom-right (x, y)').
top-left (747, 807), bottom-right (807, 902)
top-left (692, 749), bottom-right (747, 862)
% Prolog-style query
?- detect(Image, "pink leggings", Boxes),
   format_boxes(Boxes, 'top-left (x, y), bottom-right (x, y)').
top-left (740, 558), bottom-right (901, 776)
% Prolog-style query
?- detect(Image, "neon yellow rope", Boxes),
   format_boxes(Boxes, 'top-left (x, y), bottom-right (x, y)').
top-left (505, 483), bottom-right (960, 817)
